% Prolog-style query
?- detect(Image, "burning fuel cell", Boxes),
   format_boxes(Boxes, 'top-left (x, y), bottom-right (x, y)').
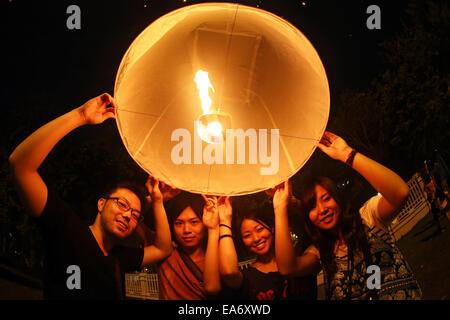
top-left (194, 70), bottom-right (232, 144)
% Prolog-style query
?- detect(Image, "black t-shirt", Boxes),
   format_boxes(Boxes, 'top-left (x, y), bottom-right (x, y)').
top-left (237, 267), bottom-right (288, 300)
top-left (38, 191), bottom-right (144, 299)
top-left (287, 240), bottom-right (318, 300)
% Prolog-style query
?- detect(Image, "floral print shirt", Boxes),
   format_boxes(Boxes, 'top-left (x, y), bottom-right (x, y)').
top-left (306, 196), bottom-right (422, 300)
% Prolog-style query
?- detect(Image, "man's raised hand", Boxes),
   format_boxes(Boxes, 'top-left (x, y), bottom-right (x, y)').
top-left (79, 93), bottom-right (116, 125)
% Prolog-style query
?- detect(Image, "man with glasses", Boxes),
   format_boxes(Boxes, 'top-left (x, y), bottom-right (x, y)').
top-left (9, 93), bottom-right (174, 299)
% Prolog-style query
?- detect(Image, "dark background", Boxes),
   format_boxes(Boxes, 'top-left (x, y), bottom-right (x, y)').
top-left (1, 0), bottom-right (449, 296)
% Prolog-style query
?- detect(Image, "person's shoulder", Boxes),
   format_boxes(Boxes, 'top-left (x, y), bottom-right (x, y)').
top-left (359, 195), bottom-right (386, 229)
top-left (359, 195), bottom-right (382, 215)
top-left (112, 245), bottom-right (143, 259)
top-left (39, 189), bottom-right (81, 228)
top-left (112, 245), bottom-right (145, 272)
top-left (304, 244), bottom-right (320, 259)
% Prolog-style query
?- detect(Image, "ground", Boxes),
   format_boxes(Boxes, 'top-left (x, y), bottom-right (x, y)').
top-left (396, 211), bottom-right (450, 300)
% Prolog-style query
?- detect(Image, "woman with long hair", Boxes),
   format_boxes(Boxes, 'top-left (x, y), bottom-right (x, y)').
top-left (274, 131), bottom-right (422, 300)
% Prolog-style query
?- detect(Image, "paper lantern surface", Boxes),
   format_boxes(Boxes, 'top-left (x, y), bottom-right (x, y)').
top-left (114, 3), bottom-right (330, 196)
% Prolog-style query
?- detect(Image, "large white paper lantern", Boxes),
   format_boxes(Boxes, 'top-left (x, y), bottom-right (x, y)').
top-left (114, 3), bottom-right (330, 196)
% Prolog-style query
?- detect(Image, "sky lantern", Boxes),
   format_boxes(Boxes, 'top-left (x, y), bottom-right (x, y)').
top-left (114, 3), bottom-right (330, 196)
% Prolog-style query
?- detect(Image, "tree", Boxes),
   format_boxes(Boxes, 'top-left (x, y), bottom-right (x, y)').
top-left (333, 0), bottom-right (449, 179)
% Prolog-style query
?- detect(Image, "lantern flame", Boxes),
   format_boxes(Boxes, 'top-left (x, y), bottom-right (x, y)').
top-left (194, 70), bottom-right (225, 144)
top-left (194, 70), bottom-right (214, 115)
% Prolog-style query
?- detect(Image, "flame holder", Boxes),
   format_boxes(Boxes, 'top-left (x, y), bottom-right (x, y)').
top-left (197, 112), bottom-right (232, 144)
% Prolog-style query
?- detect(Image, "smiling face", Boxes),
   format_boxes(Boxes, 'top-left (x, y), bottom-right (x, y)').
top-left (240, 218), bottom-right (274, 257)
top-left (308, 184), bottom-right (341, 230)
top-left (97, 188), bottom-right (142, 240)
top-left (173, 206), bottom-right (206, 249)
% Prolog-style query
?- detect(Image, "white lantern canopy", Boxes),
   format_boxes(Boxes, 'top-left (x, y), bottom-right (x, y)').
top-left (114, 3), bottom-right (330, 196)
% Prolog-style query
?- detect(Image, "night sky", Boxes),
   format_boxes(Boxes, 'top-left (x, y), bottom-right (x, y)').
top-left (4, 0), bottom-right (411, 115)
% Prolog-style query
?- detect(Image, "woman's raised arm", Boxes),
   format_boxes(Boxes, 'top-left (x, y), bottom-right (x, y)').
top-left (217, 196), bottom-right (244, 289)
top-left (318, 131), bottom-right (409, 224)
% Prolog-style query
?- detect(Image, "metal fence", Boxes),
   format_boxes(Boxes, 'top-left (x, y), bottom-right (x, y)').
top-left (125, 272), bottom-right (159, 300)
top-left (125, 258), bottom-right (256, 300)
top-left (389, 173), bottom-right (430, 241)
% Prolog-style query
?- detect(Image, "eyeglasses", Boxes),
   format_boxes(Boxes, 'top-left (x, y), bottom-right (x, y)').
top-left (103, 197), bottom-right (143, 223)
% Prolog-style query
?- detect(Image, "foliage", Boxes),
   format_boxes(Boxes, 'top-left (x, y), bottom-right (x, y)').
top-left (331, 0), bottom-right (449, 179)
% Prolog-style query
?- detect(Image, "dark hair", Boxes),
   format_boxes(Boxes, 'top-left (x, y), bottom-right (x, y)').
top-left (102, 181), bottom-right (147, 211)
top-left (165, 192), bottom-right (205, 223)
top-left (300, 177), bottom-right (371, 279)
top-left (165, 192), bottom-right (206, 245)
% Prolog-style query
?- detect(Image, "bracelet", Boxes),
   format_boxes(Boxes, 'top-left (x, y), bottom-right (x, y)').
top-left (219, 224), bottom-right (232, 230)
top-left (345, 149), bottom-right (357, 167)
top-left (219, 234), bottom-right (233, 241)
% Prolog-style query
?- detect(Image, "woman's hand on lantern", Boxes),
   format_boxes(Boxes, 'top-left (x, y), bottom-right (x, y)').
top-left (267, 183), bottom-right (301, 211)
top-left (159, 180), bottom-right (181, 202)
top-left (78, 93), bottom-right (116, 125)
top-left (273, 180), bottom-right (292, 211)
top-left (265, 186), bottom-right (278, 199)
top-left (146, 176), bottom-right (163, 203)
top-left (317, 131), bottom-right (353, 163)
top-left (217, 196), bottom-right (232, 226)
top-left (202, 195), bottom-right (219, 230)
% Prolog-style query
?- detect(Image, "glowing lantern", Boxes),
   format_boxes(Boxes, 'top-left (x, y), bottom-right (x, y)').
top-left (114, 3), bottom-right (330, 196)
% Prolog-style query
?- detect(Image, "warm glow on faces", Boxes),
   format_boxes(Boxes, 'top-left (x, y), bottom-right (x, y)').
top-left (240, 218), bottom-right (273, 256)
top-left (99, 188), bottom-right (142, 239)
top-left (173, 206), bottom-right (205, 249)
top-left (308, 184), bottom-right (341, 230)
